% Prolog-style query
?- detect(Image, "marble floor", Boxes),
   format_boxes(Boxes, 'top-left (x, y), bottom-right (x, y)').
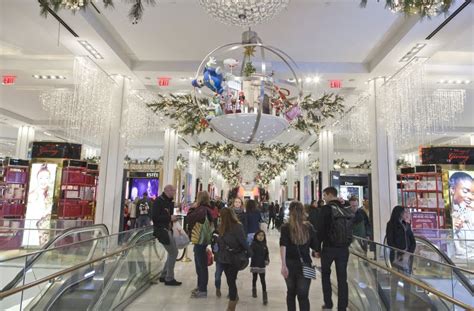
top-left (126, 228), bottom-right (332, 310)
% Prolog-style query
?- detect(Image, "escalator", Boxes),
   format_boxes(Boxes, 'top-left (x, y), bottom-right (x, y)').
top-left (0, 226), bottom-right (165, 311)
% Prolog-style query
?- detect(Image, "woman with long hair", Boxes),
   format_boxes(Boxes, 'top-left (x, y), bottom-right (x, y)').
top-left (231, 197), bottom-right (247, 235)
top-left (217, 207), bottom-right (249, 311)
top-left (245, 199), bottom-right (262, 245)
top-left (280, 201), bottom-right (318, 311)
top-left (386, 205), bottom-right (416, 308)
top-left (187, 191), bottom-right (213, 298)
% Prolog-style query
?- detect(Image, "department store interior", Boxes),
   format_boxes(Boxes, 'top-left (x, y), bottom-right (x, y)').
top-left (0, 0), bottom-right (473, 310)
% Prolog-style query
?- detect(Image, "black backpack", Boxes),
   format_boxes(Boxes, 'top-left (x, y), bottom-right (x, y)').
top-left (328, 204), bottom-right (354, 247)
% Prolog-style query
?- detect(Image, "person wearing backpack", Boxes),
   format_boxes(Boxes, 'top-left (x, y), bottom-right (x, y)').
top-left (136, 192), bottom-right (152, 228)
top-left (315, 187), bottom-right (354, 311)
top-left (217, 207), bottom-right (250, 311)
top-left (187, 191), bottom-right (214, 298)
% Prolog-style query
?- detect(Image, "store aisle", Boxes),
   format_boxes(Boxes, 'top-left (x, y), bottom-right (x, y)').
top-left (126, 228), bottom-right (328, 310)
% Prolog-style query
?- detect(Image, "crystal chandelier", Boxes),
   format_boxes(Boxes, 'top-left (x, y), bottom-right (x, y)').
top-left (238, 153), bottom-right (258, 182)
top-left (41, 57), bottom-right (114, 144)
top-left (192, 30), bottom-right (303, 144)
top-left (199, 0), bottom-right (290, 27)
top-left (338, 93), bottom-right (370, 148)
top-left (379, 58), bottom-right (466, 148)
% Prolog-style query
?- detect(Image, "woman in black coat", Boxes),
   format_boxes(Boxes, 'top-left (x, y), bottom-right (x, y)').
top-left (386, 205), bottom-right (416, 308)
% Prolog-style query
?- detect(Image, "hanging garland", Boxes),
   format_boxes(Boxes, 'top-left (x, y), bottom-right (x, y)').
top-left (176, 154), bottom-right (189, 171)
top-left (38, 0), bottom-right (156, 23)
top-left (309, 159), bottom-right (320, 175)
top-left (354, 160), bottom-right (372, 169)
top-left (360, 0), bottom-right (452, 17)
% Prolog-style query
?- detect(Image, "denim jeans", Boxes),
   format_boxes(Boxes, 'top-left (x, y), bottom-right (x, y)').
top-left (321, 247), bottom-right (349, 310)
top-left (193, 244), bottom-right (208, 292)
top-left (285, 267), bottom-right (311, 311)
top-left (136, 216), bottom-right (150, 228)
top-left (214, 261), bottom-right (224, 289)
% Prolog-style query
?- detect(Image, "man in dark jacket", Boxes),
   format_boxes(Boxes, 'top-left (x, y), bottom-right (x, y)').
top-left (315, 187), bottom-right (351, 311)
top-left (152, 184), bottom-right (181, 286)
top-left (267, 202), bottom-right (276, 230)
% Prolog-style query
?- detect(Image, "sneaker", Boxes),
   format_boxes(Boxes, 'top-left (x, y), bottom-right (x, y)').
top-left (216, 288), bottom-right (222, 297)
top-left (159, 277), bottom-right (166, 283)
top-left (164, 279), bottom-right (182, 286)
top-left (191, 291), bottom-right (207, 298)
top-left (321, 306), bottom-right (333, 310)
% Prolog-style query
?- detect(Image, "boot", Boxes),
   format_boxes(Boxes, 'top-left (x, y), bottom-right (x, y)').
top-left (216, 288), bottom-right (221, 298)
top-left (227, 299), bottom-right (238, 311)
top-left (252, 287), bottom-right (257, 298)
top-left (263, 291), bottom-right (268, 305)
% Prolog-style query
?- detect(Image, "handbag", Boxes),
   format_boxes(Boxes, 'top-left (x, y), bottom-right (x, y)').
top-left (297, 245), bottom-right (316, 279)
top-left (173, 222), bottom-right (190, 249)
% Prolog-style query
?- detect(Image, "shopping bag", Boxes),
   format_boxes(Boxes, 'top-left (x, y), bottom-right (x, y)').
top-left (173, 221), bottom-right (190, 249)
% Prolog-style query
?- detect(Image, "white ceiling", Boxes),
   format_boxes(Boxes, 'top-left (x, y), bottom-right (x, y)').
top-left (0, 0), bottom-right (473, 160)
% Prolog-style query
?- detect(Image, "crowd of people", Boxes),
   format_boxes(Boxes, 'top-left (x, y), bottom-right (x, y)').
top-left (126, 183), bottom-right (417, 311)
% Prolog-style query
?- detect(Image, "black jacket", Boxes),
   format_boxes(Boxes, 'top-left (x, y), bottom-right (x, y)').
top-left (152, 193), bottom-right (174, 230)
top-left (315, 199), bottom-right (347, 251)
top-left (250, 240), bottom-right (269, 268)
top-left (308, 207), bottom-right (320, 231)
top-left (386, 220), bottom-right (416, 262)
top-left (217, 223), bottom-right (249, 264)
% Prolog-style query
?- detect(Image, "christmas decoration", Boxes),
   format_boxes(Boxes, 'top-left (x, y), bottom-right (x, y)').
top-left (333, 158), bottom-right (350, 170)
top-left (176, 154), bottom-right (189, 171)
top-left (354, 160), bottom-right (372, 169)
top-left (360, 0), bottom-right (453, 17)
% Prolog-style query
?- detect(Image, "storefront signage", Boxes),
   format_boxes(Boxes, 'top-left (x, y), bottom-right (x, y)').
top-left (421, 146), bottom-right (474, 165)
top-left (411, 212), bottom-right (438, 229)
top-left (129, 171), bottom-right (160, 178)
top-left (31, 142), bottom-right (82, 159)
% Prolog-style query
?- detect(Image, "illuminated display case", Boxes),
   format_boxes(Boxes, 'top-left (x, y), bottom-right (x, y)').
top-left (0, 158), bottom-right (30, 218)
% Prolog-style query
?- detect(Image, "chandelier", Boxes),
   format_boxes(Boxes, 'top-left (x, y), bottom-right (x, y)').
top-left (238, 153), bottom-right (258, 182)
top-left (192, 30), bottom-right (303, 144)
top-left (199, 0), bottom-right (290, 27)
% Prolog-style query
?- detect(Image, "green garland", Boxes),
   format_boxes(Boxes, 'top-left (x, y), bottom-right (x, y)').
top-left (176, 154), bottom-right (189, 171)
top-left (38, 0), bottom-right (156, 23)
top-left (360, 0), bottom-right (452, 17)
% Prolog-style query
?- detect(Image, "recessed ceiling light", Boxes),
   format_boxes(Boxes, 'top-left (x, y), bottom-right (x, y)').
top-left (43, 131), bottom-right (52, 136)
top-left (313, 76), bottom-right (321, 83)
top-left (78, 40), bottom-right (103, 59)
top-left (32, 75), bottom-right (67, 80)
top-left (305, 77), bottom-right (312, 83)
top-left (399, 43), bottom-right (426, 62)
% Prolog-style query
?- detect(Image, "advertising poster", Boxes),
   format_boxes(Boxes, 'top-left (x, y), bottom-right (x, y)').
top-left (185, 173), bottom-right (193, 203)
top-left (340, 185), bottom-right (363, 206)
top-left (23, 163), bottom-right (58, 246)
top-left (448, 170), bottom-right (474, 258)
top-left (411, 212), bottom-right (438, 229)
top-left (304, 175), bottom-right (311, 205)
top-left (129, 178), bottom-right (159, 201)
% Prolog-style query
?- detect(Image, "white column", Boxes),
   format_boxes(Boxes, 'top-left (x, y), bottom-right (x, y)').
top-left (319, 130), bottom-right (334, 190)
top-left (162, 128), bottom-right (179, 188)
top-left (369, 77), bottom-right (398, 243)
top-left (287, 164), bottom-right (295, 200)
top-left (274, 175), bottom-right (282, 203)
top-left (470, 134), bottom-right (474, 146)
top-left (15, 125), bottom-right (35, 159)
top-left (201, 160), bottom-right (211, 193)
top-left (269, 180), bottom-right (276, 202)
top-left (187, 150), bottom-right (199, 202)
top-left (96, 75), bottom-right (129, 233)
top-left (298, 151), bottom-right (309, 204)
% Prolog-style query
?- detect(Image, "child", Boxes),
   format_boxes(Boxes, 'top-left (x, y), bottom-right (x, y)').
top-left (250, 230), bottom-right (270, 305)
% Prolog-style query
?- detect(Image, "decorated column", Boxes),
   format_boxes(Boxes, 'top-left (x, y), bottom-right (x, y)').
top-left (286, 164), bottom-right (295, 200)
top-left (274, 175), bottom-right (282, 203)
top-left (319, 130), bottom-right (334, 191)
top-left (369, 77), bottom-right (398, 243)
top-left (96, 75), bottom-right (129, 233)
top-left (15, 125), bottom-right (35, 159)
top-left (187, 150), bottom-right (200, 202)
top-left (162, 128), bottom-right (179, 188)
top-left (297, 151), bottom-right (309, 204)
top-left (201, 160), bottom-right (211, 192)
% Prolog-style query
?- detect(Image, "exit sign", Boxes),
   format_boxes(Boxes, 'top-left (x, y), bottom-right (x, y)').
top-left (157, 77), bottom-right (171, 87)
top-left (329, 80), bottom-right (342, 88)
top-left (2, 75), bottom-right (16, 85)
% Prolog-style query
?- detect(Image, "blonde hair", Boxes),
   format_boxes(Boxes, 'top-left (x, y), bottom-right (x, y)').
top-left (288, 201), bottom-right (310, 245)
top-left (196, 191), bottom-right (210, 207)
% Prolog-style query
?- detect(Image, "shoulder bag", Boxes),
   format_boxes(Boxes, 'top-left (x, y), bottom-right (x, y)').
top-left (297, 245), bottom-right (316, 279)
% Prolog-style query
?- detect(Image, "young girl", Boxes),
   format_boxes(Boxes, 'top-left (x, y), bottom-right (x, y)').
top-left (250, 229), bottom-right (270, 305)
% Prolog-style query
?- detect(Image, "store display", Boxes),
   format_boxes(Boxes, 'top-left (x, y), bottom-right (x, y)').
top-left (129, 178), bottom-right (159, 201)
top-left (0, 158), bottom-right (29, 218)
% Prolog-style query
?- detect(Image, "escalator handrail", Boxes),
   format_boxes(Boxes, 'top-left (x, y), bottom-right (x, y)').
top-left (414, 235), bottom-right (474, 294)
top-left (0, 224), bottom-right (109, 293)
top-left (0, 229), bottom-right (156, 300)
top-left (349, 250), bottom-right (473, 310)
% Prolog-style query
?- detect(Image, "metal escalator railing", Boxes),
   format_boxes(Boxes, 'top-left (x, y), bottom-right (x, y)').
top-left (1, 224), bottom-right (109, 293)
top-left (0, 227), bottom-right (165, 311)
top-left (414, 235), bottom-right (474, 294)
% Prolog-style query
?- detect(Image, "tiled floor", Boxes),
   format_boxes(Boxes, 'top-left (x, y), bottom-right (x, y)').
top-left (126, 228), bottom-right (329, 310)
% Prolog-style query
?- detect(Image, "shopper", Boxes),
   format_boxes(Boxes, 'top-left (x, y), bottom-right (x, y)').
top-left (136, 192), bottom-right (152, 228)
top-left (268, 202), bottom-right (276, 230)
top-left (232, 197), bottom-right (247, 234)
top-left (211, 228), bottom-right (225, 298)
top-left (307, 200), bottom-right (321, 230)
top-left (187, 191), bottom-right (214, 298)
top-left (129, 198), bottom-right (137, 229)
top-left (250, 229), bottom-right (270, 305)
top-left (123, 200), bottom-right (130, 231)
top-left (217, 207), bottom-right (250, 311)
top-left (349, 196), bottom-right (371, 253)
top-left (152, 185), bottom-right (181, 286)
top-left (386, 205), bottom-right (416, 308)
top-left (246, 199), bottom-right (262, 245)
top-left (280, 201), bottom-right (319, 311)
top-left (315, 187), bottom-right (354, 311)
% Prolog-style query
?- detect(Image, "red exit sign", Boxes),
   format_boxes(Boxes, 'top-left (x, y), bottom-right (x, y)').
top-left (157, 77), bottom-right (171, 87)
top-left (2, 75), bottom-right (16, 85)
top-left (329, 80), bottom-right (342, 88)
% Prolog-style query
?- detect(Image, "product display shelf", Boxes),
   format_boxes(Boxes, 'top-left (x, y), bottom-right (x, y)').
top-left (57, 160), bottom-right (98, 220)
top-left (400, 171), bottom-right (445, 228)
top-left (0, 158), bottom-right (30, 218)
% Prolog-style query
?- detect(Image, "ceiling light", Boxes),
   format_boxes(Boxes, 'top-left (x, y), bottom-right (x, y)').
top-left (305, 77), bottom-right (312, 83)
top-left (32, 75), bottom-right (67, 80)
top-left (43, 131), bottom-right (52, 136)
top-left (313, 76), bottom-right (321, 83)
top-left (287, 78), bottom-right (296, 83)
top-left (437, 79), bottom-right (471, 85)
top-left (78, 40), bottom-right (103, 59)
top-left (399, 43), bottom-right (426, 62)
